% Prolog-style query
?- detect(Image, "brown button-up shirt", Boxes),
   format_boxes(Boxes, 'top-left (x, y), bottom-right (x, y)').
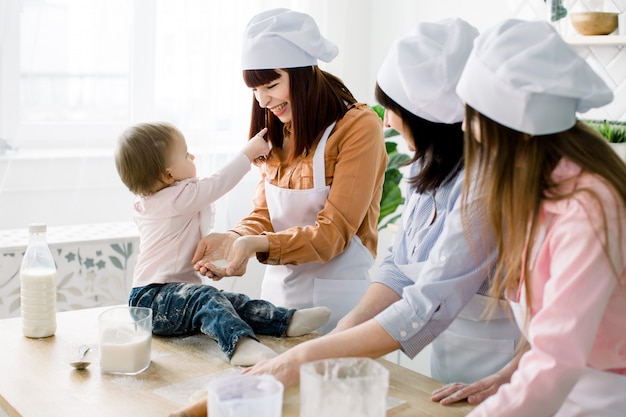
top-left (231, 103), bottom-right (387, 266)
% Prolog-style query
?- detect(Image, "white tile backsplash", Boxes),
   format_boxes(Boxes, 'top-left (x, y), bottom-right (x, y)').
top-left (514, 0), bottom-right (626, 122)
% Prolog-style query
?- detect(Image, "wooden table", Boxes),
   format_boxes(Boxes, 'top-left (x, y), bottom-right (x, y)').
top-left (0, 306), bottom-right (474, 416)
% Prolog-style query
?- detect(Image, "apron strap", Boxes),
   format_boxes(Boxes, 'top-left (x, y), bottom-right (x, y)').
top-left (313, 122), bottom-right (336, 188)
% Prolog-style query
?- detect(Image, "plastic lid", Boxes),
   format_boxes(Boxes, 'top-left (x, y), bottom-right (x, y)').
top-left (28, 223), bottom-right (47, 233)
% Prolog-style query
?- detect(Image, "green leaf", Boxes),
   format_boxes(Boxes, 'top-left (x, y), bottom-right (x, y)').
top-left (109, 256), bottom-right (123, 270)
top-left (387, 153), bottom-right (411, 171)
top-left (385, 168), bottom-right (403, 186)
top-left (384, 128), bottom-right (400, 138)
top-left (379, 184), bottom-right (403, 221)
top-left (583, 119), bottom-right (626, 143)
top-left (385, 141), bottom-right (398, 155)
top-left (111, 243), bottom-right (126, 257)
top-left (371, 104), bottom-right (411, 228)
top-left (371, 104), bottom-right (385, 119)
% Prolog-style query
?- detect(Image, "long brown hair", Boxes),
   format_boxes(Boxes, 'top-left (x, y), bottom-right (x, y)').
top-left (461, 105), bottom-right (626, 310)
top-left (243, 66), bottom-right (357, 161)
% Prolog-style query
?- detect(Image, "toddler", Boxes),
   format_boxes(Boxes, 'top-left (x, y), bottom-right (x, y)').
top-left (114, 122), bottom-right (330, 366)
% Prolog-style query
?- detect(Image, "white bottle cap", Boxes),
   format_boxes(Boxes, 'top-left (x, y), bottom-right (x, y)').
top-left (28, 223), bottom-right (47, 233)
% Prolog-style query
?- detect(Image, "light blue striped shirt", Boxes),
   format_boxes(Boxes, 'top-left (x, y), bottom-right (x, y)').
top-left (374, 161), bottom-right (495, 358)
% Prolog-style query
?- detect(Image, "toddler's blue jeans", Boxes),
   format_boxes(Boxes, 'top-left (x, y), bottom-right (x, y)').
top-left (129, 283), bottom-right (295, 359)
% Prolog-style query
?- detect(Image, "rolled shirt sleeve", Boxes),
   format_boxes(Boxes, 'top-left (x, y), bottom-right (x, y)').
top-left (374, 169), bottom-right (496, 357)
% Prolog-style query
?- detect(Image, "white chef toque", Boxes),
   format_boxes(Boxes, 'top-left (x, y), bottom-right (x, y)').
top-left (376, 18), bottom-right (479, 124)
top-left (241, 8), bottom-right (338, 70)
top-left (456, 18), bottom-right (613, 135)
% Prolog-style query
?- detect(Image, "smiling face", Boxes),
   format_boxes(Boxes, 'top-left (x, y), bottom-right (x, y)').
top-left (165, 131), bottom-right (196, 182)
top-left (252, 69), bottom-right (292, 123)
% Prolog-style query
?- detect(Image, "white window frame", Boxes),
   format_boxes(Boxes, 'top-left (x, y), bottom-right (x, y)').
top-left (0, 0), bottom-right (156, 150)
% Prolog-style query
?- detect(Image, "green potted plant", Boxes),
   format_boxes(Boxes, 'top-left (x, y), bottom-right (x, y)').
top-left (583, 119), bottom-right (626, 161)
top-left (371, 105), bottom-right (411, 230)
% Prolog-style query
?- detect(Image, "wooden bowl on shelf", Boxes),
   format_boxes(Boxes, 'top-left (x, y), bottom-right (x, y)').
top-left (570, 11), bottom-right (618, 36)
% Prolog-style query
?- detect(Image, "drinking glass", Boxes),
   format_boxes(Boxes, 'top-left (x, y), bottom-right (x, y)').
top-left (98, 306), bottom-right (152, 375)
top-left (300, 357), bottom-right (389, 417)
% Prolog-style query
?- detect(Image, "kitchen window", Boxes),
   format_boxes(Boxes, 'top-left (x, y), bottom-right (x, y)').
top-left (0, 0), bottom-right (286, 152)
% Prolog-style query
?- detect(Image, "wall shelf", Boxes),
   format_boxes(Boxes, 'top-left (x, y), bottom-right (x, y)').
top-left (564, 35), bottom-right (626, 46)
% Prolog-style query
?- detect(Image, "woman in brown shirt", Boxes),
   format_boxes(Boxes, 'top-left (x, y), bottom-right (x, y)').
top-left (193, 8), bottom-right (386, 332)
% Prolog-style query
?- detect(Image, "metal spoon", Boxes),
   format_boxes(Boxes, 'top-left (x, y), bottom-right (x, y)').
top-left (69, 344), bottom-right (91, 370)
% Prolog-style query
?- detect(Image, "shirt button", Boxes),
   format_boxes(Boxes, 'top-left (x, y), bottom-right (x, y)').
top-left (400, 331), bottom-right (407, 337)
top-left (439, 255), bottom-right (447, 262)
top-left (412, 322), bottom-right (418, 329)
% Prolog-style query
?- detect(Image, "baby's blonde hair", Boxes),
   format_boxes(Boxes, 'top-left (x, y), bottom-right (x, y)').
top-left (114, 122), bottom-right (180, 196)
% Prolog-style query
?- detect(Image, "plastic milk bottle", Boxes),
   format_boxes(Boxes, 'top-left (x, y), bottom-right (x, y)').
top-left (20, 223), bottom-right (57, 338)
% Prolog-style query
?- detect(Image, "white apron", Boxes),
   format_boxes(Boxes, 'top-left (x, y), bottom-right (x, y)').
top-left (510, 297), bottom-right (626, 416)
top-left (261, 122), bottom-right (372, 334)
top-left (397, 261), bottom-right (520, 384)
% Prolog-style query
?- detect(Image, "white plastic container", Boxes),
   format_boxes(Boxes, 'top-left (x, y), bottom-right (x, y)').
top-left (20, 224), bottom-right (57, 338)
top-left (208, 375), bottom-right (283, 417)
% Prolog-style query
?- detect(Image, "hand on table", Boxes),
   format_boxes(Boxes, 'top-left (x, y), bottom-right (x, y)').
top-left (431, 344), bottom-right (526, 406)
top-left (241, 352), bottom-right (301, 390)
top-left (430, 372), bottom-right (507, 405)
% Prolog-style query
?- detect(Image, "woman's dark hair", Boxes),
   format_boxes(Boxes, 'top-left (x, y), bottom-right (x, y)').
top-left (375, 83), bottom-right (464, 194)
top-left (244, 66), bottom-right (357, 161)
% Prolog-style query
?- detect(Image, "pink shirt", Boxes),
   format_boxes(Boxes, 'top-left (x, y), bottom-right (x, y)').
top-left (469, 158), bottom-right (626, 417)
top-left (131, 152), bottom-right (253, 287)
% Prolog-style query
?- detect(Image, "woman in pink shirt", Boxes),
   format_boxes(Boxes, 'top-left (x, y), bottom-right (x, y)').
top-left (448, 19), bottom-right (626, 416)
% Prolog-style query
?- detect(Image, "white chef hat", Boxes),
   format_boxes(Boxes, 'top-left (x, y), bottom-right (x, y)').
top-left (376, 18), bottom-right (479, 124)
top-left (456, 19), bottom-right (613, 135)
top-left (241, 8), bottom-right (338, 70)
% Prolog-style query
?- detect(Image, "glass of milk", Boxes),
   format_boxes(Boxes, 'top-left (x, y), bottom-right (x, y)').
top-left (300, 357), bottom-right (389, 417)
top-left (98, 306), bottom-right (152, 375)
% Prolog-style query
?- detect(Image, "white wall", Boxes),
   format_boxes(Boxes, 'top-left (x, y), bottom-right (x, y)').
top-left (0, 150), bottom-right (134, 230)
top-left (364, 0), bottom-right (536, 105)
